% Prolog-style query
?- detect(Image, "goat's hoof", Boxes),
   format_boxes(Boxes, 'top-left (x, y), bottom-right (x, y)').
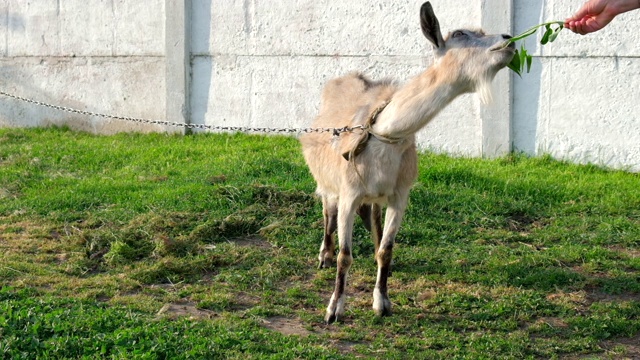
top-left (325, 295), bottom-right (345, 324)
top-left (325, 307), bottom-right (344, 324)
top-left (374, 306), bottom-right (392, 318)
top-left (318, 258), bottom-right (333, 269)
top-left (373, 289), bottom-right (392, 317)
top-left (325, 313), bottom-right (338, 324)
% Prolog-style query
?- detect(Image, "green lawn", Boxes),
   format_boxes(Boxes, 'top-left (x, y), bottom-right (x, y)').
top-left (1, 127), bottom-right (639, 359)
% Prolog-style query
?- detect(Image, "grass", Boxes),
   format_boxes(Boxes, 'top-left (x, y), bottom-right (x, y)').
top-left (1, 126), bottom-right (639, 359)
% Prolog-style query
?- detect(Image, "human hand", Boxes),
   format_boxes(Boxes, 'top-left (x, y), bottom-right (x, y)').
top-left (565, 0), bottom-right (640, 35)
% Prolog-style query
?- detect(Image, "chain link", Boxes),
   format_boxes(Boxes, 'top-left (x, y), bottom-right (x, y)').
top-left (0, 90), bottom-right (366, 136)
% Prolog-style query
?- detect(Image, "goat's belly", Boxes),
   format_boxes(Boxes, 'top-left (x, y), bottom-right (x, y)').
top-left (312, 162), bottom-right (399, 201)
top-left (301, 134), bottom-right (415, 203)
top-left (361, 169), bottom-right (400, 199)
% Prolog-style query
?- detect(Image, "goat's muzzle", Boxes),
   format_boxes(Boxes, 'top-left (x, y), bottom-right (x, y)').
top-left (490, 40), bottom-right (516, 52)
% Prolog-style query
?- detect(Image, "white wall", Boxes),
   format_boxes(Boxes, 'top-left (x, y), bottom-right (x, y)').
top-left (0, 0), bottom-right (166, 133)
top-left (191, 0), bottom-right (487, 156)
top-left (0, 0), bottom-right (638, 171)
top-left (513, 0), bottom-right (640, 171)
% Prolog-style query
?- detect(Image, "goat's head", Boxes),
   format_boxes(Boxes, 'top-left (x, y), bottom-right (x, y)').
top-left (420, 2), bottom-right (516, 103)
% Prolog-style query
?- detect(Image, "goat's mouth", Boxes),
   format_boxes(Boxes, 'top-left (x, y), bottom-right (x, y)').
top-left (490, 41), bottom-right (516, 52)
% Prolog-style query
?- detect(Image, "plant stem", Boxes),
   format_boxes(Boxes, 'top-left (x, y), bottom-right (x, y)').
top-left (508, 21), bottom-right (565, 43)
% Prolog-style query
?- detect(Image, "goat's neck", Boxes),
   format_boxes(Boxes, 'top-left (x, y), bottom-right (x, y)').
top-left (372, 64), bottom-right (469, 140)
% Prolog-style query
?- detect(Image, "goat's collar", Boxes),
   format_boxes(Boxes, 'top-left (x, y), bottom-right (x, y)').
top-left (369, 131), bottom-right (403, 145)
top-left (366, 100), bottom-right (391, 128)
top-left (342, 100), bottom-right (403, 161)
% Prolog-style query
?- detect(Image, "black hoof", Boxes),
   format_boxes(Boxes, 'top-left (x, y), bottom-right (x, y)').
top-left (377, 308), bottom-right (392, 317)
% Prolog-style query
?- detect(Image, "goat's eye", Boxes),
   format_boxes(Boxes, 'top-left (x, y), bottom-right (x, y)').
top-left (452, 30), bottom-right (465, 38)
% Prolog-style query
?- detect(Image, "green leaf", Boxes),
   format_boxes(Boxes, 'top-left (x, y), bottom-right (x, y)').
top-left (505, 21), bottom-right (564, 76)
top-left (508, 62), bottom-right (522, 77)
top-left (548, 25), bottom-right (563, 42)
top-left (508, 50), bottom-right (522, 77)
top-left (541, 26), bottom-right (552, 45)
top-left (519, 45), bottom-right (528, 68)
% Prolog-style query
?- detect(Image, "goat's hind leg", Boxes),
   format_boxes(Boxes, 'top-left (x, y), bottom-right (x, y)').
top-left (357, 203), bottom-right (384, 263)
top-left (318, 196), bottom-right (338, 269)
top-left (356, 204), bottom-right (372, 232)
top-left (371, 204), bottom-right (384, 258)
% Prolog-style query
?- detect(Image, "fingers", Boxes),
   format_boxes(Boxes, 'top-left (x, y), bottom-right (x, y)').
top-left (566, 0), bottom-right (596, 25)
top-left (571, 21), bottom-right (596, 35)
top-left (568, 9), bottom-right (591, 25)
top-left (573, 21), bottom-right (590, 35)
top-left (565, 16), bottom-right (608, 35)
top-left (564, 0), bottom-right (625, 35)
top-left (564, 19), bottom-right (586, 35)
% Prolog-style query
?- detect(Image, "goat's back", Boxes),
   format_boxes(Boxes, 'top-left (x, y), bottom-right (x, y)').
top-left (312, 73), bottom-right (397, 129)
top-left (300, 73), bottom-right (409, 199)
top-left (301, 73), bottom-right (397, 156)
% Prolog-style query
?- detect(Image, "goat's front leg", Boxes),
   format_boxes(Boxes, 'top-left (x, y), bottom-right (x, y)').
top-left (373, 193), bottom-right (408, 317)
top-left (325, 195), bottom-right (359, 324)
top-left (318, 197), bottom-right (338, 269)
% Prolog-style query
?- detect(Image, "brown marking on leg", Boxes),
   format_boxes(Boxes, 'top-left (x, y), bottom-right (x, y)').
top-left (326, 246), bottom-right (353, 324)
top-left (318, 198), bottom-right (338, 269)
top-left (373, 242), bottom-right (394, 317)
top-left (372, 196), bottom-right (407, 318)
top-left (336, 247), bottom-right (352, 295)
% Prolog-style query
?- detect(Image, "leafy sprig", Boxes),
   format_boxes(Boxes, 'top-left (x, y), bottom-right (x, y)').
top-left (505, 21), bottom-right (564, 76)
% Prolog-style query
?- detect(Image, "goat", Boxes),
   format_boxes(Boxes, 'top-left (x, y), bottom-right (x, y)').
top-left (299, 1), bottom-right (515, 324)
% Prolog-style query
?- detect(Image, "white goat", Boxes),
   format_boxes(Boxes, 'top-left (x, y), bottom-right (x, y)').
top-left (300, 1), bottom-right (515, 324)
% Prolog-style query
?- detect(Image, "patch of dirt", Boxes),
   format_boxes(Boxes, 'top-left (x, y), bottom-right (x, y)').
top-left (585, 291), bottom-right (640, 305)
top-left (156, 301), bottom-right (217, 320)
top-left (505, 213), bottom-right (547, 233)
top-left (535, 317), bottom-right (570, 329)
top-left (232, 235), bottom-right (273, 249)
top-left (331, 340), bottom-right (360, 355)
top-left (229, 291), bottom-right (260, 311)
top-left (600, 334), bottom-right (640, 359)
top-left (262, 316), bottom-right (313, 337)
top-left (207, 175), bottom-right (227, 185)
top-left (0, 219), bottom-right (67, 256)
top-left (547, 289), bottom-right (640, 311)
top-left (202, 234), bottom-right (275, 252)
top-left (608, 246), bottom-right (640, 259)
top-left (261, 316), bottom-right (363, 355)
top-left (563, 334), bottom-right (640, 360)
top-left (0, 187), bottom-right (18, 200)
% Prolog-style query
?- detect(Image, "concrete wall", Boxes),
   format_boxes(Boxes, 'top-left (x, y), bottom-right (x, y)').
top-left (0, 0), bottom-right (638, 171)
top-left (513, 0), bottom-right (640, 172)
top-left (0, 0), bottom-right (166, 133)
top-left (191, 0), bottom-right (495, 157)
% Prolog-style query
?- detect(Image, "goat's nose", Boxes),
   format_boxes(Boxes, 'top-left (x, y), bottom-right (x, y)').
top-left (502, 34), bottom-right (513, 40)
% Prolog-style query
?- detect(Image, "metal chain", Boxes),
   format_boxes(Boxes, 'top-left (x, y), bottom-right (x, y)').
top-left (0, 90), bottom-right (366, 136)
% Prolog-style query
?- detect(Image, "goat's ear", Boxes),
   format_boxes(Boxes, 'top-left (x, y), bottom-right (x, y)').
top-left (420, 2), bottom-right (445, 50)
